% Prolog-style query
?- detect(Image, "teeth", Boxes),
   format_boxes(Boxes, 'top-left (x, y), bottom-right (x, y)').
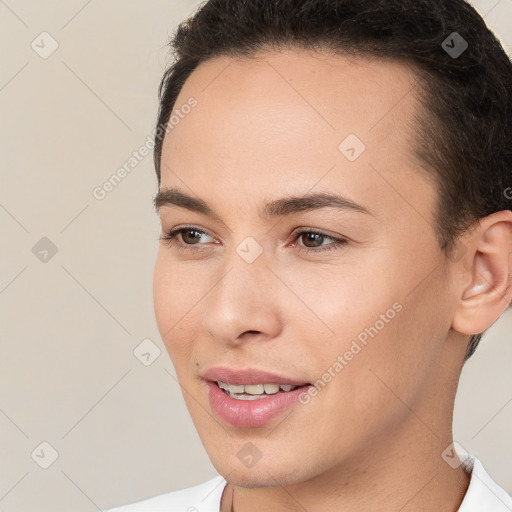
top-left (227, 384), bottom-right (244, 394)
top-left (263, 383), bottom-right (280, 394)
top-left (217, 381), bottom-right (298, 396)
top-left (244, 384), bottom-right (264, 395)
top-left (229, 393), bottom-right (262, 400)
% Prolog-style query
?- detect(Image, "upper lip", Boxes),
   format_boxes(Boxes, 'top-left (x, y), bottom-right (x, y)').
top-left (202, 367), bottom-right (310, 386)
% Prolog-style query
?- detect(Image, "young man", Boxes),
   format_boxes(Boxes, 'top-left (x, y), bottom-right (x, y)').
top-left (108, 0), bottom-right (512, 510)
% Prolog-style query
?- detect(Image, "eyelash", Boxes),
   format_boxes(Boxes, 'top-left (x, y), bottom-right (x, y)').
top-left (159, 225), bottom-right (348, 254)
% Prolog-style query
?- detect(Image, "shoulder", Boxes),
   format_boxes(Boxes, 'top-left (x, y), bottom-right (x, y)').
top-left (458, 455), bottom-right (512, 511)
top-left (105, 475), bottom-right (227, 512)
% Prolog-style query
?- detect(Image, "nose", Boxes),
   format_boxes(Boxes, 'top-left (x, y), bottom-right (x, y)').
top-left (202, 254), bottom-right (283, 346)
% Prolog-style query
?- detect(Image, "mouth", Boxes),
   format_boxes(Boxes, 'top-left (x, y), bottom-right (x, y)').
top-left (205, 377), bottom-right (313, 428)
top-left (215, 381), bottom-right (307, 400)
top-left (201, 366), bottom-right (312, 426)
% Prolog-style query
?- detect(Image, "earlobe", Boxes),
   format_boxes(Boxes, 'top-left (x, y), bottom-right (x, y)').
top-left (451, 211), bottom-right (512, 336)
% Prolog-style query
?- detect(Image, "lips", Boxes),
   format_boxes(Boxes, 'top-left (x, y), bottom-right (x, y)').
top-left (202, 367), bottom-right (309, 387)
top-left (202, 367), bottom-right (312, 428)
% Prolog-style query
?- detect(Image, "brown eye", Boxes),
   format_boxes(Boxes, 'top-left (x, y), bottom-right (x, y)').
top-left (180, 229), bottom-right (204, 244)
top-left (299, 232), bottom-right (328, 248)
top-left (293, 229), bottom-right (348, 254)
top-left (159, 226), bottom-right (215, 251)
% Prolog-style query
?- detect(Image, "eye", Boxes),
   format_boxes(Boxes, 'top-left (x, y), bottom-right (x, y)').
top-left (159, 225), bottom-right (216, 253)
top-left (159, 226), bottom-right (348, 254)
top-left (292, 228), bottom-right (348, 254)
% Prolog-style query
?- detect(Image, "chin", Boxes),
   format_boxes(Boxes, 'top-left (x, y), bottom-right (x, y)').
top-left (222, 468), bottom-right (301, 489)
top-left (208, 452), bottom-right (309, 488)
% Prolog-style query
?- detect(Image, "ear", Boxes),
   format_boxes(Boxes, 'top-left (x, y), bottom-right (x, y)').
top-left (451, 210), bottom-right (512, 336)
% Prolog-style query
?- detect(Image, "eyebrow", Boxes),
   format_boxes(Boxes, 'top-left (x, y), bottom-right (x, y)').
top-left (153, 187), bottom-right (374, 220)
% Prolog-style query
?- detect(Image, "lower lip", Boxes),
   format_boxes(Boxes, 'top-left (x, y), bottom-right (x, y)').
top-left (206, 381), bottom-right (309, 428)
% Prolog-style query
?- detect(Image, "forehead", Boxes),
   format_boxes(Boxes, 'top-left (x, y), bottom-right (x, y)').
top-left (168, 49), bottom-right (421, 144)
top-left (160, 49), bottom-right (433, 226)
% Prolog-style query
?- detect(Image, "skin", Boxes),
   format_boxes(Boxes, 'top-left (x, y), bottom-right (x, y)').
top-left (152, 48), bottom-right (512, 511)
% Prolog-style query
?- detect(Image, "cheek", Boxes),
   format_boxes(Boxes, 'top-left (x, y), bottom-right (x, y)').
top-left (292, 263), bottom-right (399, 357)
top-left (152, 252), bottom-right (198, 363)
top-left (301, 258), bottom-right (434, 405)
top-left (153, 251), bottom-right (203, 326)
top-left (152, 253), bottom-right (173, 332)
top-left (299, 305), bottom-right (431, 460)
top-left (334, 283), bottom-right (444, 418)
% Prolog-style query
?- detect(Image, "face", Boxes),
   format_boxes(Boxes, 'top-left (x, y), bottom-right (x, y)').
top-left (153, 49), bottom-right (461, 487)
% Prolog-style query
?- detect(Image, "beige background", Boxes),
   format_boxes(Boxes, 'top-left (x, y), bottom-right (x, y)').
top-left (1, 1), bottom-right (511, 510)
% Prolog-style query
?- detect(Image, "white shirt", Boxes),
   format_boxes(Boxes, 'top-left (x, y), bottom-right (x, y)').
top-left (106, 455), bottom-right (512, 512)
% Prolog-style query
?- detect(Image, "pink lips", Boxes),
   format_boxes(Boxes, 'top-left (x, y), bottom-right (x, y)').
top-left (202, 367), bottom-right (308, 386)
top-left (202, 367), bottom-right (310, 428)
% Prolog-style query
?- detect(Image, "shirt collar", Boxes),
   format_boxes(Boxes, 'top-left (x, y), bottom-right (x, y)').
top-left (457, 455), bottom-right (512, 511)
